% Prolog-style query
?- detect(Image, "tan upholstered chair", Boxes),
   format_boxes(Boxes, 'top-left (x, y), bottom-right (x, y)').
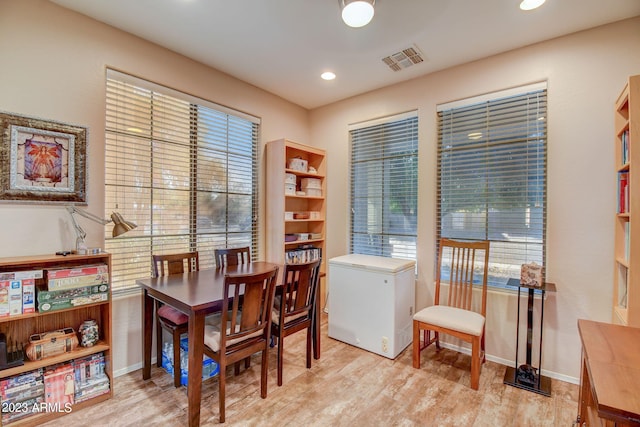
top-left (412, 238), bottom-right (490, 390)
top-left (271, 259), bottom-right (321, 386)
top-left (152, 251), bottom-right (199, 387)
top-left (203, 266), bottom-right (279, 423)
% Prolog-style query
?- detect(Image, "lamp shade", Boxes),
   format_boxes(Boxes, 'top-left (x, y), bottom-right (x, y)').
top-left (110, 212), bottom-right (137, 238)
top-left (341, 0), bottom-right (375, 28)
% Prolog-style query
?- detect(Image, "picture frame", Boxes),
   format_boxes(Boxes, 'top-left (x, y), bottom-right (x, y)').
top-left (0, 112), bottom-right (87, 204)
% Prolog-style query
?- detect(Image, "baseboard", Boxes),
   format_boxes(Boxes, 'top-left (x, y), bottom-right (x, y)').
top-left (438, 341), bottom-right (579, 385)
top-left (113, 357), bottom-right (156, 378)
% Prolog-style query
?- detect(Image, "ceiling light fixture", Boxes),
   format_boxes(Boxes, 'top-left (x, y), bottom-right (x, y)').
top-left (340, 0), bottom-right (375, 28)
top-left (519, 0), bottom-right (546, 11)
top-left (321, 72), bottom-right (336, 81)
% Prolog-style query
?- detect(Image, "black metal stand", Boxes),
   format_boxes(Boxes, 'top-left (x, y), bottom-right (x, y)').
top-left (503, 278), bottom-right (556, 396)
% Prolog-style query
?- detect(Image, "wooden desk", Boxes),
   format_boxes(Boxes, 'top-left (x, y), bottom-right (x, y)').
top-left (577, 319), bottom-right (640, 426)
top-left (138, 262), bottom-right (321, 427)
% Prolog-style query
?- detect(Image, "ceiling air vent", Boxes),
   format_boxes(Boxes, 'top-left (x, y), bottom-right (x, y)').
top-left (382, 45), bottom-right (425, 72)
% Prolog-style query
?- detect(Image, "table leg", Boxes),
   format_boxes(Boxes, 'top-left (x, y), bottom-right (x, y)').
top-left (142, 290), bottom-right (153, 380)
top-left (187, 310), bottom-right (205, 427)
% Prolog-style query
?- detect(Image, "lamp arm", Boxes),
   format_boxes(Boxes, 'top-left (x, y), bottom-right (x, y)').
top-left (66, 206), bottom-right (112, 225)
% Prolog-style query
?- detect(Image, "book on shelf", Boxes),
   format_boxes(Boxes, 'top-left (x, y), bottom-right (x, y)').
top-left (285, 245), bottom-right (322, 264)
top-left (45, 264), bottom-right (108, 280)
top-left (37, 283), bottom-right (109, 313)
top-left (22, 278), bottom-right (35, 314)
top-left (47, 272), bottom-right (109, 291)
top-left (621, 129), bottom-right (629, 165)
top-left (618, 171), bottom-right (629, 213)
top-left (45, 264), bottom-right (109, 291)
top-left (0, 369), bottom-right (45, 424)
top-left (8, 280), bottom-right (22, 316)
top-left (625, 221), bottom-right (631, 262)
top-left (0, 270), bottom-right (41, 316)
top-left (43, 362), bottom-right (75, 406)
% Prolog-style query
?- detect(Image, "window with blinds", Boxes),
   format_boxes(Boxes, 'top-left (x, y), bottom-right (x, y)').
top-left (349, 112), bottom-right (418, 261)
top-left (437, 83), bottom-right (547, 288)
top-left (105, 70), bottom-right (260, 292)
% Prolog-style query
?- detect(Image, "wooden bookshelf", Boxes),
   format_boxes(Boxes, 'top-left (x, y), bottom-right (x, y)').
top-left (0, 253), bottom-right (112, 426)
top-left (613, 75), bottom-right (640, 326)
top-left (265, 139), bottom-right (327, 307)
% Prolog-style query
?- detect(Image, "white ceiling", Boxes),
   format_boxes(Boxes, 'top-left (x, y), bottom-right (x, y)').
top-left (51, 0), bottom-right (640, 109)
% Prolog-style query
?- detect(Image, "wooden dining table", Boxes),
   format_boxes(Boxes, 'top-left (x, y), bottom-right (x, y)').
top-left (137, 261), bottom-right (321, 427)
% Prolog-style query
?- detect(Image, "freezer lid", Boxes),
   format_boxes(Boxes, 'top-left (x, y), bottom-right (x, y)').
top-left (328, 254), bottom-right (416, 273)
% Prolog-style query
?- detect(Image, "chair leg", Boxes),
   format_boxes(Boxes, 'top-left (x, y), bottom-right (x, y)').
top-left (218, 364), bottom-right (226, 423)
top-left (470, 335), bottom-right (481, 390)
top-left (261, 346), bottom-right (269, 398)
top-left (172, 330), bottom-right (181, 388)
top-left (306, 326), bottom-right (312, 369)
top-left (277, 332), bottom-right (284, 386)
top-left (412, 320), bottom-right (421, 369)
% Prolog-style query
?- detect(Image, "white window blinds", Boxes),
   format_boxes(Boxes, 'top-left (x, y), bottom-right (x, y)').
top-left (105, 70), bottom-right (259, 292)
top-left (437, 83), bottom-right (547, 288)
top-left (349, 112), bottom-right (418, 261)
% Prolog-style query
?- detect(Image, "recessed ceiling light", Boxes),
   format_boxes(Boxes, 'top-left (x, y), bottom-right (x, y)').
top-left (321, 72), bottom-right (336, 81)
top-left (520, 0), bottom-right (546, 11)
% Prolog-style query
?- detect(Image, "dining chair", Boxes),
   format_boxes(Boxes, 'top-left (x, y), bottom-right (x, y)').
top-left (412, 238), bottom-right (490, 390)
top-left (152, 251), bottom-right (199, 388)
top-left (214, 246), bottom-right (253, 371)
top-left (203, 266), bottom-right (279, 423)
top-left (214, 246), bottom-right (251, 267)
top-left (270, 259), bottom-right (321, 386)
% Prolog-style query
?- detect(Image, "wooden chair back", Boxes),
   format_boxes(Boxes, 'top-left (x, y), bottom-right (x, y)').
top-left (278, 259), bottom-right (321, 327)
top-left (152, 251), bottom-right (199, 277)
top-left (271, 259), bottom-right (321, 386)
top-left (215, 246), bottom-right (251, 268)
top-left (221, 267), bottom-right (278, 349)
top-left (435, 238), bottom-right (490, 315)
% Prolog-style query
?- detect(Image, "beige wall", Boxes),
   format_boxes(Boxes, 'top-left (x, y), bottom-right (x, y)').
top-left (1, 0), bottom-right (639, 382)
top-left (311, 17), bottom-right (640, 381)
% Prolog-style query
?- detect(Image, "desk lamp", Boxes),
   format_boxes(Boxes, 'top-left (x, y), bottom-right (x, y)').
top-left (66, 205), bottom-right (137, 254)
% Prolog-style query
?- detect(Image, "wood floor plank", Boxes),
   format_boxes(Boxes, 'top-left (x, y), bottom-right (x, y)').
top-left (40, 314), bottom-right (578, 426)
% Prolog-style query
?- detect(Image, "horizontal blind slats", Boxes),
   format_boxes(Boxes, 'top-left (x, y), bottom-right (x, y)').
top-left (350, 114), bottom-right (418, 262)
top-left (437, 87), bottom-right (547, 287)
top-left (105, 73), bottom-right (259, 291)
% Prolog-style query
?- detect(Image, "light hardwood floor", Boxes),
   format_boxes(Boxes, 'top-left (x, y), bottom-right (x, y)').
top-left (43, 314), bottom-right (579, 426)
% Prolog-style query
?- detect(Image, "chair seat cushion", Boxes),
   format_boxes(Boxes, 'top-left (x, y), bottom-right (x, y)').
top-left (158, 305), bottom-right (188, 326)
top-left (413, 305), bottom-right (485, 337)
top-left (203, 315), bottom-right (261, 352)
top-left (271, 296), bottom-right (308, 326)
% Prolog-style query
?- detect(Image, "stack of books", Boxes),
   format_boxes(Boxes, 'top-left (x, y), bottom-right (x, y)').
top-left (285, 245), bottom-right (322, 264)
top-left (38, 265), bottom-right (109, 313)
top-left (0, 368), bottom-right (45, 424)
top-left (72, 352), bottom-right (109, 403)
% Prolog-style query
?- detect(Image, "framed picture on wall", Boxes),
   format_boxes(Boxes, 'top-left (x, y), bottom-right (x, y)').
top-left (0, 111), bottom-right (87, 204)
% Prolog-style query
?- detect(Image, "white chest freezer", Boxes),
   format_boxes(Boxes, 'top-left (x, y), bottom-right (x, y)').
top-left (328, 254), bottom-right (416, 359)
